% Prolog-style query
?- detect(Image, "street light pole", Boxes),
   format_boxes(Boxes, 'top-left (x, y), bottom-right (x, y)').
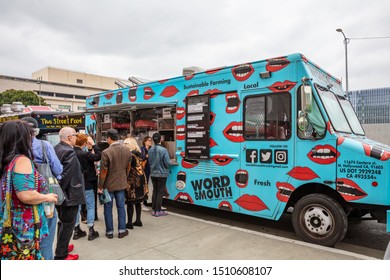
top-left (336, 28), bottom-right (350, 98)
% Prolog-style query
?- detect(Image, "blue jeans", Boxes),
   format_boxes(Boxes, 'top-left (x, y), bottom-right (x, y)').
top-left (85, 189), bottom-right (95, 227)
top-left (40, 208), bottom-right (58, 260)
top-left (103, 190), bottom-right (126, 234)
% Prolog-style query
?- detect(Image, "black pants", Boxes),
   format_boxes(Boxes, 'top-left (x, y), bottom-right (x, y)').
top-left (151, 177), bottom-right (167, 212)
top-left (54, 205), bottom-right (79, 259)
top-left (127, 202), bottom-right (141, 224)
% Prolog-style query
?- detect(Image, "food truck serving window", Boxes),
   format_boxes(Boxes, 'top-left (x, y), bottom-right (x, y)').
top-left (185, 95), bottom-right (210, 159)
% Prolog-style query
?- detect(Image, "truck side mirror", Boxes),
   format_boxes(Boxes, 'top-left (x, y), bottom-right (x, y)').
top-left (300, 85), bottom-right (312, 113)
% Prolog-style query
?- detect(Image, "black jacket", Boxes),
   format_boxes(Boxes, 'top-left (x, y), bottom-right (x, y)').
top-left (74, 145), bottom-right (101, 190)
top-left (54, 141), bottom-right (86, 206)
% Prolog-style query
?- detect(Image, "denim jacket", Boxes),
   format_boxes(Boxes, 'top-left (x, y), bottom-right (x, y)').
top-left (148, 144), bottom-right (170, 178)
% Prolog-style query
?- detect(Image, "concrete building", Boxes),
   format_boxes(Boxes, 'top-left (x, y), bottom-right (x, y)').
top-left (350, 87), bottom-right (390, 145)
top-left (0, 67), bottom-right (129, 111)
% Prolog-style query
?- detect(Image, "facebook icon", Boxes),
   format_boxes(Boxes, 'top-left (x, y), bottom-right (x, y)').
top-left (246, 149), bottom-right (258, 163)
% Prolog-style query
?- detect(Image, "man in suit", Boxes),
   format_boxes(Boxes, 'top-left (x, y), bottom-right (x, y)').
top-left (54, 127), bottom-right (85, 260)
top-left (98, 129), bottom-right (132, 239)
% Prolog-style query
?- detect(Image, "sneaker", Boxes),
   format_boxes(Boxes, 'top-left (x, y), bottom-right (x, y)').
top-left (64, 253), bottom-right (79, 260)
top-left (161, 206), bottom-right (167, 210)
top-left (141, 205), bottom-right (150, 212)
top-left (68, 244), bottom-right (74, 253)
top-left (155, 211), bottom-right (168, 217)
top-left (151, 211), bottom-right (156, 216)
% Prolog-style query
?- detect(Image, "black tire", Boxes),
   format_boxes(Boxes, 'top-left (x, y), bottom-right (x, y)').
top-left (292, 194), bottom-right (348, 247)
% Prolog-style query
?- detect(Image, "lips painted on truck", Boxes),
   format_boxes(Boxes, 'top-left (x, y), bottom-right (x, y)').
top-left (307, 145), bottom-right (340, 164)
top-left (235, 169), bottom-right (249, 188)
top-left (265, 57), bottom-right (290, 72)
top-left (362, 143), bottom-right (390, 161)
top-left (276, 182), bottom-right (295, 203)
top-left (116, 91), bottom-right (123, 104)
top-left (211, 155), bottom-right (233, 166)
top-left (210, 112), bottom-right (216, 125)
top-left (235, 194), bottom-right (269, 212)
top-left (180, 152), bottom-right (199, 169)
top-left (231, 63), bottom-right (254, 81)
top-left (267, 80), bottom-right (297, 93)
top-left (176, 107), bottom-right (185, 120)
top-left (209, 137), bottom-right (218, 148)
top-left (176, 125), bottom-right (186, 140)
top-left (218, 201), bottom-right (233, 211)
top-left (223, 121), bottom-right (244, 142)
top-left (104, 92), bottom-right (114, 100)
top-left (160, 85), bottom-right (179, 98)
top-left (128, 87), bottom-right (137, 102)
top-left (287, 166), bottom-right (320, 180)
top-left (174, 192), bottom-right (194, 204)
top-left (336, 178), bottom-right (368, 201)
top-left (225, 92), bottom-right (240, 114)
top-left (143, 87), bottom-right (155, 100)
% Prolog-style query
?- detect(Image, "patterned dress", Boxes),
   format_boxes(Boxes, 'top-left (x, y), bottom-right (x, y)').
top-left (0, 162), bottom-right (49, 242)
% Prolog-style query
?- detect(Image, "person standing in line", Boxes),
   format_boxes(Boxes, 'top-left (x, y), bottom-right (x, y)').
top-left (123, 137), bottom-right (148, 229)
top-left (74, 133), bottom-right (101, 241)
top-left (0, 120), bottom-right (58, 260)
top-left (21, 117), bottom-right (63, 260)
top-left (54, 127), bottom-right (85, 260)
top-left (148, 132), bottom-right (170, 217)
top-left (98, 129), bottom-right (132, 239)
top-left (140, 136), bottom-right (152, 211)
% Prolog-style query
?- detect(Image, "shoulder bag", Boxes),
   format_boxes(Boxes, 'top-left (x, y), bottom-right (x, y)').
top-left (1, 157), bottom-right (44, 260)
top-left (36, 141), bottom-right (65, 205)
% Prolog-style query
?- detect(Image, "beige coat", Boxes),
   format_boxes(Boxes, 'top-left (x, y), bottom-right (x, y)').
top-left (98, 142), bottom-right (132, 192)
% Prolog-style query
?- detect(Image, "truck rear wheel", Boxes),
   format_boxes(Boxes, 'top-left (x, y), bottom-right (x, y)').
top-left (292, 194), bottom-right (347, 247)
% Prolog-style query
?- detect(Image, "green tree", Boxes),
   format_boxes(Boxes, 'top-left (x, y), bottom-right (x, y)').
top-left (0, 89), bottom-right (46, 106)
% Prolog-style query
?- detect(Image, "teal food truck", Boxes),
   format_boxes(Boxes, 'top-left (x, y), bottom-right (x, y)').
top-left (85, 53), bottom-right (390, 246)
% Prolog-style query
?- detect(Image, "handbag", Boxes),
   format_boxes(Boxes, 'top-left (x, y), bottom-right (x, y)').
top-left (98, 188), bottom-right (111, 205)
top-left (36, 140), bottom-right (65, 205)
top-left (1, 157), bottom-right (44, 260)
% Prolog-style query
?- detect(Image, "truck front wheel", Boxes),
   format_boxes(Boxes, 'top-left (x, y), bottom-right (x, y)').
top-left (292, 194), bottom-right (348, 247)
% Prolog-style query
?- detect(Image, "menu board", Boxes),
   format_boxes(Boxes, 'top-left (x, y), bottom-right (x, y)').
top-left (185, 95), bottom-right (210, 160)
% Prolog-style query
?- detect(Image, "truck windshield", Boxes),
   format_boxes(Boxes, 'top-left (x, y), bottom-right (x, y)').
top-left (315, 84), bottom-right (364, 135)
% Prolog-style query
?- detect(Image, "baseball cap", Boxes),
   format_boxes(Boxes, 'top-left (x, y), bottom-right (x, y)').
top-left (21, 117), bottom-right (39, 128)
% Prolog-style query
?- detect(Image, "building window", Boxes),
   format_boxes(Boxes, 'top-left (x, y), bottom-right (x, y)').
top-left (56, 93), bottom-right (73, 98)
top-left (77, 106), bottom-right (86, 110)
top-left (75, 95), bottom-right (86, 100)
top-left (76, 79), bottom-right (83, 84)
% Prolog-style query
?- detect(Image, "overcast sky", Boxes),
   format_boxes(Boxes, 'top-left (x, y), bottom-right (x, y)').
top-left (1, 0), bottom-right (389, 91)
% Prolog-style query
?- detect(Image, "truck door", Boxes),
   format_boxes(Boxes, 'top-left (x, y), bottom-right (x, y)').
top-left (240, 91), bottom-right (293, 219)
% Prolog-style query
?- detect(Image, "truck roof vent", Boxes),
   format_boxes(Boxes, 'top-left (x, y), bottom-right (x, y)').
top-left (182, 66), bottom-right (205, 77)
top-left (1, 104), bottom-right (13, 114)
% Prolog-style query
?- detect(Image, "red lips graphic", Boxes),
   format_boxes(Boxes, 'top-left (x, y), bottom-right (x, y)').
top-left (225, 92), bottom-right (240, 114)
top-left (231, 63), bottom-right (254, 81)
top-left (180, 152), bottom-right (199, 169)
top-left (235, 194), bottom-right (268, 212)
top-left (211, 155), bottom-right (233, 166)
top-left (176, 107), bottom-right (185, 120)
top-left (210, 112), bottom-right (215, 125)
top-left (218, 201), bottom-right (232, 211)
top-left (223, 121), bottom-right (244, 142)
top-left (209, 137), bottom-right (217, 148)
top-left (266, 57), bottom-right (290, 72)
top-left (337, 178), bottom-right (368, 201)
top-left (204, 89), bottom-right (221, 97)
top-left (104, 92), bottom-right (114, 100)
top-left (267, 80), bottom-right (297, 93)
top-left (307, 145), bottom-right (340, 164)
top-left (176, 125), bottom-right (186, 140)
top-left (288, 166), bottom-right (319, 180)
top-left (276, 182), bottom-right (295, 203)
top-left (174, 192), bottom-right (194, 204)
top-left (143, 87), bottom-right (155, 100)
top-left (161, 85), bottom-right (179, 98)
top-left (362, 143), bottom-right (390, 161)
top-left (128, 87), bottom-right (137, 102)
top-left (235, 169), bottom-right (248, 188)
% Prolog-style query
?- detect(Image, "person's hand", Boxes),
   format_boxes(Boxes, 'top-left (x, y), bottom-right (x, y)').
top-left (87, 136), bottom-right (95, 146)
top-left (97, 188), bottom-right (103, 194)
top-left (46, 193), bottom-right (58, 203)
